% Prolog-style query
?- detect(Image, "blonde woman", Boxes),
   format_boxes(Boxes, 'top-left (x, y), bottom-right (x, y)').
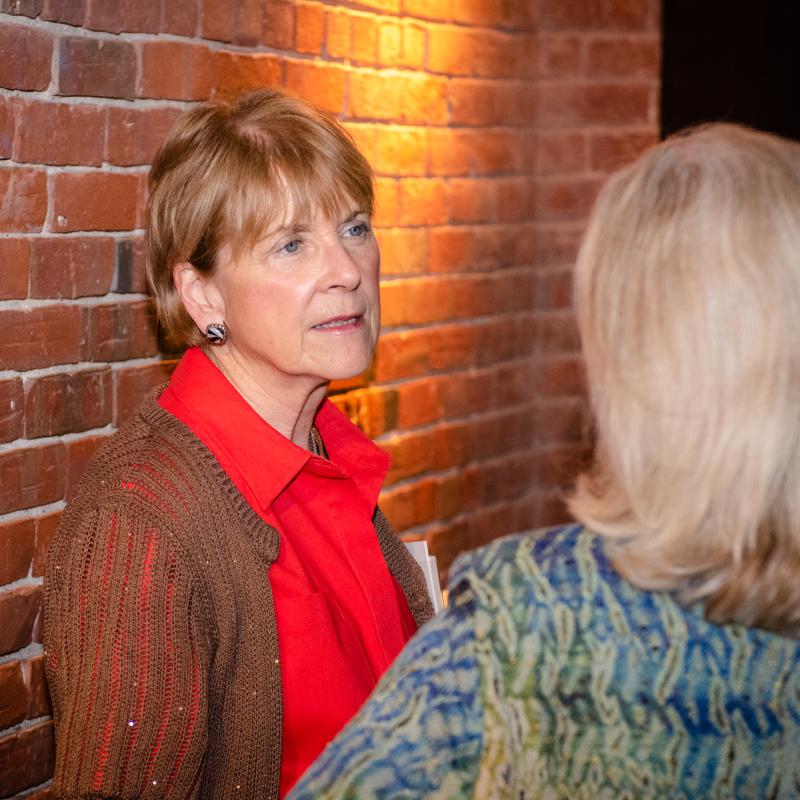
top-left (289, 123), bottom-right (800, 799)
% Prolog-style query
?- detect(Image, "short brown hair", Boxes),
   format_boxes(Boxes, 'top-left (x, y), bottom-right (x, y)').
top-left (569, 123), bottom-right (800, 636)
top-left (145, 88), bottom-right (375, 349)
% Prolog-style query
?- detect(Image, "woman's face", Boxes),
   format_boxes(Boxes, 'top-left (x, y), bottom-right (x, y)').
top-left (205, 205), bottom-right (380, 397)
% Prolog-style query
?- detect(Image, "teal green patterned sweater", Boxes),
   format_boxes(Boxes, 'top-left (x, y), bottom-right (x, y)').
top-left (289, 525), bottom-right (800, 799)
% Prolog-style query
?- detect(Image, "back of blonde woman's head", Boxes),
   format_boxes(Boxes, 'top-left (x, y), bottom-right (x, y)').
top-left (569, 123), bottom-right (800, 635)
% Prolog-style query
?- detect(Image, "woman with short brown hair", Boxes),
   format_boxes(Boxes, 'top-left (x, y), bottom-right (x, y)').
top-left (44, 88), bottom-right (432, 799)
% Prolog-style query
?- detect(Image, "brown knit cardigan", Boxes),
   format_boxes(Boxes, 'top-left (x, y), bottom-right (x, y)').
top-left (43, 390), bottom-right (434, 800)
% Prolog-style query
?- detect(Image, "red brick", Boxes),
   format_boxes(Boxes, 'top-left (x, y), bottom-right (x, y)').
top-left (14, 99), bottom-right (105, 167)
top-left (234, 0), bottom-right (264, 46)
top-left (80, 301), bottom-right (159, 362)
top-left (138, 41), bottom-right (214, 101)
top-left (402, 0), bottom-right (452, 20)
top-left (263, 0), bottom-right (294, 48)
top-left (535, 176), bottom-right (601, 221)
top-left (0, 444), bottom-right (66, 515)
top-left (0, 306), bottom-right (81, 370)
top-left (399, 20), bottom-right (426, 69)
top-left (113, 237), bottom-right (148, 294)
top-left (374, 330), bottom-right (432, 381)
top-left (474, 318), bottom-right (518, 365)
top-left (327, 8), bottom-right (350, 58)
top-left (85, 0), bottom-right (160, 32)
top-left (349, 71), bottom-right (447, 125)
top-left (586, 35), bottom-right (660, 78)
top-left (590, 129), bottom-right (657, 171)
top-left (428, 128), bottom-right (473, 176)
top-left (538, 81), bottom-right (651, 128)
top-left (532, 397), bottom-right (589, 445)
top-left (41, 0), bottom-right (84, 25)
top-left (57, 36), bottom-right (135, 98)
top-left (377, 228), bottom-right (427, 276)
top-left (24, 655), bottom-right (51, 719)
top-left (284, 60), bottom-right (345, 113)
top-left (0, 719), bottom-right (55, 796)
top-left (539, 0), bottom-right (655, 31)
top-left (428, 227), bottom-right (473, 273)
top-left (201, 0), bottom-right (234, 41)
top-left (52, 172), bottom-right (139, 232)
top-left (472, 129), bottom-right (526, 175)
top-left (373, 177), bottom-right (399, 227)
top-left (0, 379), bottom-right (23, 444)
top-left (438, 371), bottom-right (492, 418)
top-left (538, 33), bottom-right (583, 77)
top-left (492, 81), bottom-right (538, 127)
top-left (397, 380), bottom-right (441, 430)
top-left (430, 324), bottom-right (476, 370)
top-left (536, 131), bottom-right (587, 175)
top-left (213, 51), bottom-right (282, 100)
top-left (0, 518), bottom-right (35, 586)
top-left (106, 106), bottom-right (181, 167)
top-left (29, 236), bottom-right (115, 299)
top-left (162, 0), bottom-right (198, 36)
top-left (449, 178), bottom-right (497, 224)
top-left (32, 512), bottom-right (60, 577)
top-left (473, 31), bottom-right (523, 79)
top-left (0, 95), bottom-right (13, 159)
top-left (532, 221), bottom-right (585, 267)
top-left (351, 13), bottom-right (379, 64)
top-left (295, 1), bottom-right (325, 54)
top-left (377, 19), bottom-right (400, 66)
top-left (0, 662), bottom-right (27, 730)
top-left (0, 584), bottom-right (41, 655)
top-left (471, 225), bottom-right (520, 270)
top-left (0, 167), bottom-right (47, 232)
top-left (113, 361), bottom-right (176, 425)
top-left (0, 22), bottom-right (52, 91)
top-left (332, 386), bottom-right (399, 438)
top-left (381, 276), bottom-right (456, 326)
top-left (533, 442), bottom-right (589, 489)
top-left (25, 369), bottom-right (112, 438)
top-left (533, 355), bottom-right (586, 398)
top-left (531, 312), bottom-right (581, 354)
top-left (381, 479), bottom-right (438, 531)
top-left (497, 176), bottom-right (536, 223)
top-left (448, 79), bottom-right (499, 127)
top-left (0, 0), bottom-right (43, 16)
top-left (398, 178), bottom-right (448, 226)
top-left (66, 434), bottom-right (109, 499)
top-left (0, 238), bottom-right (29, 300)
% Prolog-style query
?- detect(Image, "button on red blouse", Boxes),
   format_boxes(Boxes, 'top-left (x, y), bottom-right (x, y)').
top-left (159, 347), bottom-right (417, 796)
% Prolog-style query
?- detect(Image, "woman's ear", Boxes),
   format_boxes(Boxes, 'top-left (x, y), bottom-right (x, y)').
top-left (173, 263), bottom-right (224, 332)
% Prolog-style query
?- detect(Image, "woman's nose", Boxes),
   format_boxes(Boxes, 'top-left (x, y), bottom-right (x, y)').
top-left (322, 241), bottom-right (362, 290)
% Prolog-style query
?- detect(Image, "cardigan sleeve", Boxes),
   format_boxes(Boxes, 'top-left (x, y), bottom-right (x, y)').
top-left (287, 591), bottom-right (484, 800)
top-left (43, 502), bottom-right (211, 799)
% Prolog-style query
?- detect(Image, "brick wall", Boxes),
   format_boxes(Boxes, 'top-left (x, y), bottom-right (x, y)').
top-left (0, 1), bottom-right (660, 795)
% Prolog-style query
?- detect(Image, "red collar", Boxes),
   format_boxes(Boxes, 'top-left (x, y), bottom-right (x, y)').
top-left (162, 347), bottom-right (390, 513)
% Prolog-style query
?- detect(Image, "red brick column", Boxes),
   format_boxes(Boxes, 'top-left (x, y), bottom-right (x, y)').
top-left (0, 1), bottom-right (660, 794)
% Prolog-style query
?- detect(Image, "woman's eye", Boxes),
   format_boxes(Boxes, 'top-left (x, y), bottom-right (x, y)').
top-left (345, 222), bottom-right (369, 237)
top-left (281, 239), bottom-right (301, 254)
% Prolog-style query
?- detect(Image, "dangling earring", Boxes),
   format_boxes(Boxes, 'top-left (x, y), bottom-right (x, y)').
top-left (205, 322), bottom-right (228, 345)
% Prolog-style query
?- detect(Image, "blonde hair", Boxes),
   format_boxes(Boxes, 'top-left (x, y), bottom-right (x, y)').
top-left (569, 123), bottom-right (800, 635)
top-left (145, 88), bottom-right (374, 349)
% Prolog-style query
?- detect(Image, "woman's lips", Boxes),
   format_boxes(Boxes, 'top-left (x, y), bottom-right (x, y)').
top-left (312, 313), bottom-right (365, 331)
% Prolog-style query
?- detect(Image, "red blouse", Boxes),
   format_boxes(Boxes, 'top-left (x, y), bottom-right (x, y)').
top-left (159, 347), bottom-right (417, 795)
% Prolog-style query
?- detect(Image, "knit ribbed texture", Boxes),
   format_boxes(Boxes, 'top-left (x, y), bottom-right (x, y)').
top-left (44, 389), bottom-right (433, 799)
top-left (290, 525), bottom-right (800, 799)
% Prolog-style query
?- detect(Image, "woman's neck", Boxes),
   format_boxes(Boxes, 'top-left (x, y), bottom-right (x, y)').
top-left (205, 348), bottom-right (328, 450)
